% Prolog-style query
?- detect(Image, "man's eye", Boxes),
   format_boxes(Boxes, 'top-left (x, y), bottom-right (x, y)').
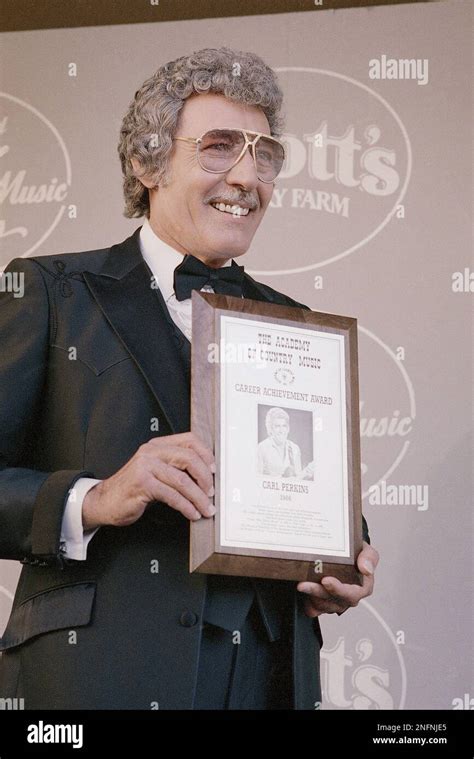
top-left (205, 142), bottom-right (232, 151)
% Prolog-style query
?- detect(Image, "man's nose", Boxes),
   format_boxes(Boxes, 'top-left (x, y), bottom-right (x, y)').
top-left (225, 146), bottom-right (259, 190)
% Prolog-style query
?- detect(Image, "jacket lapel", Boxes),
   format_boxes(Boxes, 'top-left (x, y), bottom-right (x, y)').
top-left (83, 228), bottom-right (190, 434)
top-left (242, 273), bottom-right (274, 302)
top-left (82, 229), bottom-right (285, 435)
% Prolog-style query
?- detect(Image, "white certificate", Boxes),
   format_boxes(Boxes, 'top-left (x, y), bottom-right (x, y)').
top-left (219, 315), bottom-right (350, 558)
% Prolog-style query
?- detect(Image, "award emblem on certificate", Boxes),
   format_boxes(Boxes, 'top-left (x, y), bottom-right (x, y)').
top-left (190, 292), bottom-right (363, 585)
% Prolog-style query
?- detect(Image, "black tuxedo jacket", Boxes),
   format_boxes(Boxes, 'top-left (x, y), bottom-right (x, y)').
top-left (0, 227), bottom-right (369, 709)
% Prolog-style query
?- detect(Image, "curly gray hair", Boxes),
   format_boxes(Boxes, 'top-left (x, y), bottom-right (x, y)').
top-left (118, 47), bottom-right (285, 218)
top-left (265, 407), bottom-right (290, 435)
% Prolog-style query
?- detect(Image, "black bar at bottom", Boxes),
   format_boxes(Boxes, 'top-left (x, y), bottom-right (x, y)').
top-left (0, 708), bottom-right (471, 756)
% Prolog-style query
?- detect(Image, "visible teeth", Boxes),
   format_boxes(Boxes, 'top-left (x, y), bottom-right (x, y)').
top-left (212, 202), bottom-right (250, 216)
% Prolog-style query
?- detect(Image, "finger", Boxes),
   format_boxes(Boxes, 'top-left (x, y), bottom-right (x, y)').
top-left (303, 597), bottom-right (349, 617)
top-left (167, 432), bottom-right (216, 471)
top-left (168, 447), bottom-right (214, 497)
top-left (298, 582), bottom-right (350, 612)
top-left (297, 582), bottom-right (340, 602)
top-left (320, 574), bottom-right (372, 606)
top-left (357, 542), bottom-right (380, 576)
top-left (152, 460), bottom-right (215, 517)
top-left (148, 478), bottom-right (204, 521)
top-left (164, 446), bottom-right (214, 498)
top-left (303, 598), bottom-right (322, 617)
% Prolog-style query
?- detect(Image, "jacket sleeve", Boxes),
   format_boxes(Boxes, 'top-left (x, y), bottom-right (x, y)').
top-left (362, 514), bottom-right (370, 544)
top-left (0, 257), bottom-right (93, 567)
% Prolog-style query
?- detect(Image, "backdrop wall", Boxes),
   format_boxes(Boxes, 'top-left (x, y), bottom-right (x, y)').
top-left (0, 0), bottom-right (472, 710)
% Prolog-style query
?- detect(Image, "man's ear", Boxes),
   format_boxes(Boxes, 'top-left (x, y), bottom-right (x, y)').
top-left (130, 157), bottom-right (156, 189)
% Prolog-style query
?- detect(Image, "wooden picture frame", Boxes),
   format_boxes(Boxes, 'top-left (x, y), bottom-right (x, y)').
top-left (190, 291), bottom-right (363, 585)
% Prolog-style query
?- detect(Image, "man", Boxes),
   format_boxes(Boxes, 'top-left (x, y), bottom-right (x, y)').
top-left (257, 407), bottom-right (303, 478)
top-left (0, 47), bottom-right (378, 709)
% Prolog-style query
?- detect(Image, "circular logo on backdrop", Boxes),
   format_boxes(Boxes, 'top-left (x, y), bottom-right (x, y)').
top-left (320, 599), bottom-right (407, 710)
top-left (248, 68), bottom-right (411, 275)
top-left (0, 93), bottom-right (71, 270)
top-left (358, 326), bottom-right (416, 500)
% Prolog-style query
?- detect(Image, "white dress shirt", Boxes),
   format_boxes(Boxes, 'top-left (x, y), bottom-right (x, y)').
top-left (60, 219), bottom-right (232, 560)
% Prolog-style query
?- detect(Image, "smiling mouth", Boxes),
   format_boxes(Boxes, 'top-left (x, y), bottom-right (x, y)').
top-left (210, 202), bottom-right (251, 217)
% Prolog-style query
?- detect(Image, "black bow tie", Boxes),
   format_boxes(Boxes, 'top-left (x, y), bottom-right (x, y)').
top-left (173, 254), bottom-right (245, 302)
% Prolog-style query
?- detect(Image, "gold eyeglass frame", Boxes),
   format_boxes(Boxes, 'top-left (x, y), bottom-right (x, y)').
top-left (174, 128), bottom-right (285, 183)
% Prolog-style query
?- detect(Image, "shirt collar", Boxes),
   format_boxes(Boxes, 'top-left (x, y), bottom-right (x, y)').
top-left (139, 218), bottom-right (233, 304)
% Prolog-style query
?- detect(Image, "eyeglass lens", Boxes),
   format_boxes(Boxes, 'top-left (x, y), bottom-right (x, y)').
top-left (198, 129), bottom-right (285, 181)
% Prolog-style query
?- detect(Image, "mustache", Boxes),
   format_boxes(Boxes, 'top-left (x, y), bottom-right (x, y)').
top-left (206, 194), bottom-right (259, 211)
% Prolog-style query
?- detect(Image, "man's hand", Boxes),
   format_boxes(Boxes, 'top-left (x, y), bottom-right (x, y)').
top-left (82, 432), bottom-right (215, 530)
top-left (296, 542), bottom-right (379, 618)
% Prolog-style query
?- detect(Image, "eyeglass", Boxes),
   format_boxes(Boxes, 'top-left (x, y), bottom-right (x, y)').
top-left (174, 128), bottom-right (285, 183)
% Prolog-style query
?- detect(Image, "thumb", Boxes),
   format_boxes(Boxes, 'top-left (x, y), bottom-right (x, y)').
top-left (359, 556), bottom-right (375, 575)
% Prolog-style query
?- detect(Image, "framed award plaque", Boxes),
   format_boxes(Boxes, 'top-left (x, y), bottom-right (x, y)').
top-left (190, 291), bottom-right (364, 585)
